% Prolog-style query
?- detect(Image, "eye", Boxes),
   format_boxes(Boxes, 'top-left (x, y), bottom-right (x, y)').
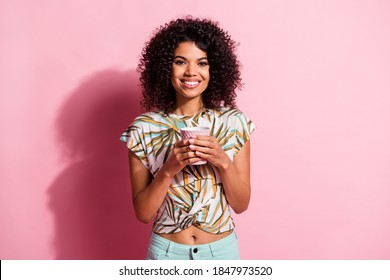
top-left (198, 61), bottom-right (209, 67)
top-left (173, 60), bottom-right (186, 65)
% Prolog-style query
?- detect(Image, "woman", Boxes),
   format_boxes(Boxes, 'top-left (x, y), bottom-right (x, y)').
top-left (121, 17), bottom-right (255, 260)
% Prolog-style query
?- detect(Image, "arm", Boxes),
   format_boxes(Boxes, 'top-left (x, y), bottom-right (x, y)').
top-left (128, 139), bottom-right (202, 223)
top-left (189, 137), bottom-right (251, 214)
top-left (216, 141), bottom-right (251, 214)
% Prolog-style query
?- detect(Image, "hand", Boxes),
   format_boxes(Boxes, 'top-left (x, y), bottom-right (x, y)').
top-left (188, 135), bottom-right (231, 170)
top-left (162, 139), bottom-right (202, 176)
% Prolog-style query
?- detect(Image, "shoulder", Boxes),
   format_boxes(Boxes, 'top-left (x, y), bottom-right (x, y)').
top-left (211, 107), bottom-right (255, 132)
top-left (131, 111), bottom-right (166, 125)
top-left (134, 111), bottom-right (164, 120)
top-left (210, 107), bottom-right (246, 120)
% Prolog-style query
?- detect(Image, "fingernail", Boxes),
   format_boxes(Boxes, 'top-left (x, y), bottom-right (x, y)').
top-left (189, 139), bottom-right (195, 144)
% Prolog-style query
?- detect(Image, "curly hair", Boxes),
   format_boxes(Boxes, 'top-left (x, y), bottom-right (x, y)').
top-left (138, 17), bottom-right (242, 113)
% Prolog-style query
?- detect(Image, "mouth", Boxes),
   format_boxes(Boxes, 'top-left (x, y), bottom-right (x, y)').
top-left (181, 80), bottom-right (201, 88)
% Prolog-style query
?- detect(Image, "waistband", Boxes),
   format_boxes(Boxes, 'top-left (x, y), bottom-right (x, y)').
top-left (149, 231), bottom-right (238, 255)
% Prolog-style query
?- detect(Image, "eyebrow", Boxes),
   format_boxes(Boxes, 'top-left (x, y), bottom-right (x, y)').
top-left (173, 55), bottom-right (208, 61)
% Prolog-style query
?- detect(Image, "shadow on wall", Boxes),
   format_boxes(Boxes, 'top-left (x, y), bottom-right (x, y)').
top-left (47, 69), bottom-right (151, 259)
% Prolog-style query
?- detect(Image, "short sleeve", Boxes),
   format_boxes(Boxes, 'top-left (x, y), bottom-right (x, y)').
top-left (120, 120), bottom-right (150, 169)
top-left (231, 112), bottom-right (256, 158)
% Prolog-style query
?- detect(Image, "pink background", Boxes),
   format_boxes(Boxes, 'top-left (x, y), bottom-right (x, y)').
top-left (1, 0), bottom-right (389, 259)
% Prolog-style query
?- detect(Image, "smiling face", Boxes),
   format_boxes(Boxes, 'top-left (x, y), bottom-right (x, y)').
top-left (171, 41), bottom-right (210, 107)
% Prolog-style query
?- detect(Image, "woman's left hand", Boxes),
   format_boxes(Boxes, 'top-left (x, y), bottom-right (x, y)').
top-left (188, 135), bottom-right (231, 170)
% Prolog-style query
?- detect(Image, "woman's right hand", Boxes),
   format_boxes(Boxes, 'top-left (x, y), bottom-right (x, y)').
top-left (162, 139), bottom-right (202, 177)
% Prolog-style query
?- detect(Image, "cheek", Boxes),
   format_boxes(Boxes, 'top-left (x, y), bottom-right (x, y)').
top-left (203, 73), bottom-right (210, 85)
top-left (203, 68), bottom-right (210, 80)
top-left (171, 69), bottom-right (179, 84)
top-left (171, 65), bottom-right (181, 77)
top-left (170, 68), bottom-right (176, 79)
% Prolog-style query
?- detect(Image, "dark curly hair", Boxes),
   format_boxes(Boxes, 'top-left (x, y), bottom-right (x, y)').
top-left (138, 17), bottom-right (242, 113)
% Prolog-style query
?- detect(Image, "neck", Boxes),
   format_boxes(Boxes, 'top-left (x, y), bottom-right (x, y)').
top-left (173, 99), bottom-right (204, 116)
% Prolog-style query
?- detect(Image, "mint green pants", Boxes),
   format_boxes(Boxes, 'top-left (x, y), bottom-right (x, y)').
top-left (146, 231), bottom-right (240, 260)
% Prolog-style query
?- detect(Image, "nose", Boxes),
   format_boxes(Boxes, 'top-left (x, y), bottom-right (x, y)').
top-left (185, 63), bottom-right (197, 76)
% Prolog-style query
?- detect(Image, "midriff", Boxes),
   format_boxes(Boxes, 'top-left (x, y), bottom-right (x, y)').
top-left (156, 225), bottom-right (232, 245)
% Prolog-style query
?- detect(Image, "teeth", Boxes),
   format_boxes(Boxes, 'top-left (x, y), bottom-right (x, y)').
top-left (184, 81), bottom-right (199, 86)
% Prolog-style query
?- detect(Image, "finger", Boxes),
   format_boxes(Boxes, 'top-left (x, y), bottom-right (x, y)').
top-left (184, 157), bottom-right (203, 165)
top-left (175, 139), bottom-right (191, 147)
top-left (194, 150), bottom-right (213, 159)
top-left (188, 138), bottom-right (212, 148)
top-left (179, 151), bottom-right (198, 160)
top-left (175, 145), bottom-right (191, 154)
top-left (189, 145), bottom-right (216, 155)
top-left (194, 135), bottom-right (217, 142)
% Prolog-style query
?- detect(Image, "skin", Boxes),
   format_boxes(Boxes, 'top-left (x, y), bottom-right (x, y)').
top-left (171, 41), bottom-right (210, 116)
top-left (128, 41), bottom-right (251, 245)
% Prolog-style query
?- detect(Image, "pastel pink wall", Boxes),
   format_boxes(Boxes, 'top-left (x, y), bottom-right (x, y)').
top-left (1, 0), bottom-right (389, 259)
